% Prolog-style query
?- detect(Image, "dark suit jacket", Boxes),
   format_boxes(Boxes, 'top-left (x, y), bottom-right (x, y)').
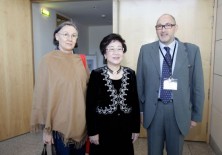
top-left (136, 38), bottom-right (205, 135)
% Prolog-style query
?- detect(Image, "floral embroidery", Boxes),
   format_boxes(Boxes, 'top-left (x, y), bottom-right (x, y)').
top-left (96, 66), bottom-right (132, 114)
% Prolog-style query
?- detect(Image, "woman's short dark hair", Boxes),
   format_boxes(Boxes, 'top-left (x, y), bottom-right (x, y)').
top-left (53, 21), bottom-right (78, 47)
top-left (100, 33), bottom-right (127, 56)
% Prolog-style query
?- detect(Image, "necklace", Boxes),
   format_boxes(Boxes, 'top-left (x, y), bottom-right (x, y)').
top-left (107, 66), bottom-right (122, 74)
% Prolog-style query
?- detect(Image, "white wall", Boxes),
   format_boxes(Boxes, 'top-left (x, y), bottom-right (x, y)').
top-left (75, 23), bottom-right (89, 54)
top-left (32, 3), bottom-right (57, 77)
top-left (88, 25), bottom-right (112, 68)
top-left (210, 0), bottom-right (222, 154)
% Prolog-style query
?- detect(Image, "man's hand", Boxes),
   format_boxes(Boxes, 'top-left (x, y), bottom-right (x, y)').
top-left (190, 121), bottom-right (197, 128)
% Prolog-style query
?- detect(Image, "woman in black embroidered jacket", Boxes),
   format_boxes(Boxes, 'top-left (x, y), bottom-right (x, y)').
top-left (86, 33), bottom-right (140, 155)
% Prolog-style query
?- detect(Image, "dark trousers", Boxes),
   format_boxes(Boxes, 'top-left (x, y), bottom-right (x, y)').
top-left (147, 101), bottom-right (184, 155)
top-left (52, 131), bottom-right (86, 155)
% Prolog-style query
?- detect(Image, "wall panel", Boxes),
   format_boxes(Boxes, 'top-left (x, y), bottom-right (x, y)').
top-left (0, 0), bottom-right (33, 140)
top-left (114, 0), bottom-right (214, 141)
top-left (210, 0), bottom-right (222, 153)
top-left (211, 108), bottom-right (222, 151)
top-left (214, 40), bottom-right (222, 75)
top-left (216, 4), bottom-right (222, 40)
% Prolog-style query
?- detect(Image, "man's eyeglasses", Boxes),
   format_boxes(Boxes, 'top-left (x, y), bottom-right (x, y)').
top-left (155, 23), bottom-right (176, 30)
top-left (58, 33), bottom-right (78, 40)
top-left (106, 48), bottom-right (124, 53)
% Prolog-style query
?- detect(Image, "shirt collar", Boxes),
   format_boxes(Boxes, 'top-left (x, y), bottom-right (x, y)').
top-left (159, 39), bottom-right (177, 53)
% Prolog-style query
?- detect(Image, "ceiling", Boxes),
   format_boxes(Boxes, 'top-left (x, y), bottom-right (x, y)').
top-left (36, 0), bottom-right (113, 26)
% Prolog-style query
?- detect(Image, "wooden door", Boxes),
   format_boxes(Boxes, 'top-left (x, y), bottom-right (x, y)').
top-left (0, 0), bottom-right (33, 141)
top-left (113, 0), bottom-right (214, 142)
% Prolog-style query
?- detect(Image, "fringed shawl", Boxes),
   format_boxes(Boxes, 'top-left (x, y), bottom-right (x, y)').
top-left (31, 51), bottom-right (89, 147)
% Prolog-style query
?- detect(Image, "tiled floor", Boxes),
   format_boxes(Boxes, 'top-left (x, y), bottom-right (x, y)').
top-left (0, 132), bottom-right (216, 155)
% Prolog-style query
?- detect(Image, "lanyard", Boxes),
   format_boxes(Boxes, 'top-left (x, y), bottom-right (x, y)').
top-left (159, 43), bottom-right (177, 75)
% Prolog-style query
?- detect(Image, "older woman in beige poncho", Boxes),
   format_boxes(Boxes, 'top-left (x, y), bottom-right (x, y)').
top-left (31, 21), bottom-right (89, 155)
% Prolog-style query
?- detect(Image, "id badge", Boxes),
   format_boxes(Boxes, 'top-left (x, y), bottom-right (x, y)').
top-left (163, 78), bottom-right (178, 90)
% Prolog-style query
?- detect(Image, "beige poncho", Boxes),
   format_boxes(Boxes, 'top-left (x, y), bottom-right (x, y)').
top-left (31, 51), bottom-right (89, 147)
